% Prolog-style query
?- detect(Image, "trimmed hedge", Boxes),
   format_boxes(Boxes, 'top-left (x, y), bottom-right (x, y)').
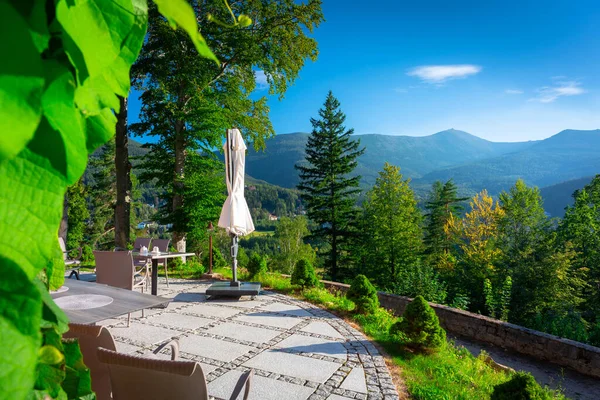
top-left (491, 372), bottom-right (551, 400)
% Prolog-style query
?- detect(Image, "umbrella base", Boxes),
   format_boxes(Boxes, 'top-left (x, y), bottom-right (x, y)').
top-left (206, 281), bottom-right (261, 298)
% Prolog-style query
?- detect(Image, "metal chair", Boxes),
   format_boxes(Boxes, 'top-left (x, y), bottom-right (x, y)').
top-left (98, 345), bottom-right (253, 400)
top-left (151, 238), bottom-right (171, 288)
top-left (59, 237), bottom-right (82, 279)
top-left (93, 251), bottom-right (148, 326)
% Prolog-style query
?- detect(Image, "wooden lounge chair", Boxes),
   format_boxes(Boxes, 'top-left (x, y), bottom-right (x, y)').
top-left (98, 346), bottom-right (252, 400)
top-left (59, 237), bottom-right (82, 279)
top-left (94, 251), bottom-right (149, 326)
top-left (65, 324), bottom-right (180, 400)
top-left (150, 238), bottom-right (171, 287)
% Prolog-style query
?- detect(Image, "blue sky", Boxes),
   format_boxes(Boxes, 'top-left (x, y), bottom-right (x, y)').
top-left (130, 0), bottom-right (600, 142)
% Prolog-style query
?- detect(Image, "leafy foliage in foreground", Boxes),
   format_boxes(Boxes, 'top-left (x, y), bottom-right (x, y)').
top-left (0, 1), bottom-right (216, 398)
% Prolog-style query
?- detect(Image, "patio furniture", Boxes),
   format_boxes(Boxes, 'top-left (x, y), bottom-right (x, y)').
top-left (51, 280), bottom-right (170, 324)
top-left (66, 324), bottom-right (180, 400)
top-left (150, 239), bottom-right (171, 288)
top-left (59, 236), bottom-right (82, 280)
top-left (98, 346), bottom-right (253, 400)
top-left (132, 251), bottom-right (195, 295)
top-left (94, 251), bottom-right (150, 326)
top-left (133, 237), bottom-right (152, 251)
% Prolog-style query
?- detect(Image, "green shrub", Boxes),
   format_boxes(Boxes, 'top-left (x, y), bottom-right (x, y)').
top-left (202, 247), bottom-right (228, 271)
top-left (390, 295), bottom-right (446, 351)
top-left (291, 259), bottom-right (319, 288)
top-left (81, 245), bottom-right (94, 264)
top-left (347, 274), bottom-right (379, 314)
top-left (247, 253), bottom-right (268, 277)
top-left (491, 372), bottom-right (551, 400)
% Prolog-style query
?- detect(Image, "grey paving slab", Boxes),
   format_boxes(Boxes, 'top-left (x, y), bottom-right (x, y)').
top-left (208, 369), bottom-right (314, 400)
top-left (110, 322), bottom-right (180, 345)
top-left (177, 334), bottom-right (255, 362)
top-left (114, 341), bottom-right (144, 354)
top-left (207, 298), bottom-right (266, 308)
top-left (300, 321), bottom-right (345, 339)
top-left (234, 312), bottom-right (303, 329)
top-left (206, 322), bottom-right (281, 344)
top-left (326, 395), bottom-right (354, 400)
top-left (275, 334), bottom-right (347, 360)
top-left (259, 302), bottom-right (313, 317)
top-left (243, 350), bottom-right (341, 383)
top-left (165, 292), bottom-right (207, 303)
top-left (339, 367), bottom-right (367, 394)
top-left (146, 312), bottom-right (212, 330)
top-left (184, 303), bottom-right (242, 318)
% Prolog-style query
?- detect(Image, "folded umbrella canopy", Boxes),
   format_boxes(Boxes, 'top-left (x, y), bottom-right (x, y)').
top-left (218, 128), bottom-right (254, 286)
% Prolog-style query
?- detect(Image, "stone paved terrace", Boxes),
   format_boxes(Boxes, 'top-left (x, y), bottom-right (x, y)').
top-left (96, 278), bottom-right (399, 400)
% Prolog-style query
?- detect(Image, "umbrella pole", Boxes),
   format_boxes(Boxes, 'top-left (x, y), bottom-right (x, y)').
top-left (231, 234), bottom-right (240, 286)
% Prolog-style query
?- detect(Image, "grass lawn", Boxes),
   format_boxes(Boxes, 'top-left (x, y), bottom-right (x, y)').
top-left (213, 267), bottom-right (566, 400)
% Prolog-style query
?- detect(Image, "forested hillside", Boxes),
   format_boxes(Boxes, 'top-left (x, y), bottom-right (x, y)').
top-left (540, 176), bottom-right (594, 217)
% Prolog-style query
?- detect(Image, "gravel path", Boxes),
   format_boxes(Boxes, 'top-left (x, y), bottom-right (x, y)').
top-left (452, 336), bottom-right (600, 400)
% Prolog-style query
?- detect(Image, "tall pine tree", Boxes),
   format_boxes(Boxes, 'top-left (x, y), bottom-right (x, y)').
top-left (296, 92), bottom-right (365, 281)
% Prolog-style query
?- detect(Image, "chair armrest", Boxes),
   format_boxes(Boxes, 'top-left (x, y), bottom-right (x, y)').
top-left (153, 339), bottom-right (179, 360)
top-left (228, 369), bottom-right (253, 400)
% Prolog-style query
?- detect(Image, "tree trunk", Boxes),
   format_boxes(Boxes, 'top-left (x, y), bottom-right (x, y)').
top-left (114, 96), bottom-right (131, 249)
top-left (173, 120), bottom-right (186, 257)
top-left (59, 193), bottom-right (68, 242)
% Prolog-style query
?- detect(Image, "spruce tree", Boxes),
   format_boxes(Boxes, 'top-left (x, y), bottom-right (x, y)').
top-left (424, 179), bottom-right (467, 269)
top-left (296, 92), bottom-right (365, 281)
top-left (88, 140), bottom-right (117, 249)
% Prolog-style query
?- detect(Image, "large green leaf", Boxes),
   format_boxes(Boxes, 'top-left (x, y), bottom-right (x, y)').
top-left (84, 108), bottom-right (118, 153)
top-left (41, 60), bottom-right (89, 185)
top-left (56, 0), bottom-right (136, 81)
top-left (9, 0), bottom-right (51, 53)
top-left (0, 2), bottom-right (45, 164)
top-left (153, 0), bottom-right (219, 63)
top-left (62, 339), bottom-right (94, 399)
top-left (0, 260), bottom-right (42, 400)
top-left (0, 148), bottom-right (65, 280)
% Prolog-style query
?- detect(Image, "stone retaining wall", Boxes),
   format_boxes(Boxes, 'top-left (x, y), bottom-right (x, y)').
top-left (320, 280), bottom-right (600, 378)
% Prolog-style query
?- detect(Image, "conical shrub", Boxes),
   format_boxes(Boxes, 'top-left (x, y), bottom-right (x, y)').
top-left (291, 259), bottom-right (319, 288)
top-left (390, 295), bottom-right (446, 351)
top-left (491, 372), bottom-right (551, 400)
top-left (347, 274), bottom-right (379, 314)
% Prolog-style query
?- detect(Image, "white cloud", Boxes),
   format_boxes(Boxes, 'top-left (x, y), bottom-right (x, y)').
top-left (532, 80), bottom-right (586, 103)
top-left (255, 70), bottom-right (268, 89)
top-left (505, 89), bottom-right (523, 94)
top-left (407, 64), bottom-right (482, 83)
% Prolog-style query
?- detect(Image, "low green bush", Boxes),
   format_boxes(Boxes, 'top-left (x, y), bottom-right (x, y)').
top-left (202, 247), bottom-right (228, 271)
top-left (81, 245), bottom-right (94, 264)
top-left (347, 274), bottom-right (379, 314)
top-left (390, 295), bottom-right (446, 351)
top-left (247, 253), bottom-right (267, 277)
top-left (491, 371), bottom-right (551, 400)
top-left (291, 259), bottom-right (319, 288)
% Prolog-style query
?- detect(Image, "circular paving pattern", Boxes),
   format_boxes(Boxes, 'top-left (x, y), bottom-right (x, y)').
top-left (103, 279), bottom-right (399, 400)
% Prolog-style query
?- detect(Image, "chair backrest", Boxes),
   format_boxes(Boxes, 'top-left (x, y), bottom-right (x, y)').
top-left (58, 237), bottom-right (68, 261)
top-left (97, 348), bottom-right (209, 400)
top-left (151, 239), bottom-right (170, 252)
top-left (64, 324), bottom-right (117, 400)
top-left (133, 237), bottom-right (152, 251)
top-left (94, 251), bottom-right (134, 290)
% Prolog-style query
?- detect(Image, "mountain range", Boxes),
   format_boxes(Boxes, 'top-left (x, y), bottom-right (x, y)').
top-left (129, 128), bottom-right (600, 217)
top-left (244, 128), bottom-right (599, 203)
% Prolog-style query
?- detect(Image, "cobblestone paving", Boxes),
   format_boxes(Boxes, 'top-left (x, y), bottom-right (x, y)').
top-left (100, 279), bottom-right (399, 400)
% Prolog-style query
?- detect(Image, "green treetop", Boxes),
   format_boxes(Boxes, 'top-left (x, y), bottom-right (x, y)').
top-left (296, 91), bottom-right (365, 281)
top-left (362, 162), bottom-right (423, 286)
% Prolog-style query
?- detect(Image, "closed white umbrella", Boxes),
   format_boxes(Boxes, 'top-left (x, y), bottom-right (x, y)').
top-left (218, 128), bottom-right (254, 285)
